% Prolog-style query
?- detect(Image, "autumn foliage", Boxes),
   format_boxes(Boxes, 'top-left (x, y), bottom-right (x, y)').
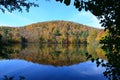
top-left (0, 21), bottom-right (105, 44)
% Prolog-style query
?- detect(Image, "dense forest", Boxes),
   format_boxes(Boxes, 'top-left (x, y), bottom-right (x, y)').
top-left (0, 44), bottom-right (106, 66)
top-left (0, 21), bottom-right (107, 44)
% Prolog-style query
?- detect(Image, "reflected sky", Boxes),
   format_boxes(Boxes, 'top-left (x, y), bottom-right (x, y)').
top-left (0, 59), bottom-right (106, 80)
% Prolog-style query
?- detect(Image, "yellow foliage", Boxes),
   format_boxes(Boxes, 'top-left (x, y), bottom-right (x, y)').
top-left (96, 30), bottom-right (108, 41)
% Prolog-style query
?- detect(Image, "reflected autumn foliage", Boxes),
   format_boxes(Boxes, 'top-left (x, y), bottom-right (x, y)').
top-left (88, 34), bottom-right (120, 80)
top-left (0, 44), bottom-right (106, 66)
top-left (0, 44), bottom-right (21, 59)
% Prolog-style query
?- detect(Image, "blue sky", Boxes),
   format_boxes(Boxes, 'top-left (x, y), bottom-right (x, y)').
top-left (0, 0), bottom-right (102, 28)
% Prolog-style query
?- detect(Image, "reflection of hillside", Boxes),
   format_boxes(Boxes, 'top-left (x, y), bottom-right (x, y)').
top-left (0, 44), bottom-right (21, 59)
top-left (87, 44), bottom-right (107, 59)
top-left (8, 44), bottom-right (106, 66)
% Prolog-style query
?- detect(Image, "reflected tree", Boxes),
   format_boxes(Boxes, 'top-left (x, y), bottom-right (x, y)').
top-left (55, 0), bottom-right (120, 80)
top-left (86, 33), bottom-right (120, 80)
top-left (99, 34), bottom-right (120, 80)
top-left (3, 75), bottom-right (25, 80)
top-left (0, 44), bottom-right (21, 59)
top-left (1, 0), bottom-right (120, 79)
top-left (0, 34), bottom-right (2, 43)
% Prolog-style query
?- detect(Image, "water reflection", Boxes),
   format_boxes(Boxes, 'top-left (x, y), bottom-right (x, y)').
top-left (0, 59), bottom-right (106, 80)
top-left (0, 44), bottom-right (106, 66)
top-left (87, 34), bottom-right (120, 80)
top-left (0, 44), bottom-right (107, 80)
top-left (2, 75), bottom-right (25, 80)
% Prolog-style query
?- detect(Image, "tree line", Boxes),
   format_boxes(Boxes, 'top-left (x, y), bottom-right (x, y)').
top-left (0, 21), bottom-right (105, 45)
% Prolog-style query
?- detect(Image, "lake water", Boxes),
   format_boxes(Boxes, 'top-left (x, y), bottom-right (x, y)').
top-left (0, 44), bottom-right (107, 80)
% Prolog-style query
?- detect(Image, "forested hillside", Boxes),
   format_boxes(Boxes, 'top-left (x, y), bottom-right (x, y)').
top-left (0, 21), bottom-right (106, 44)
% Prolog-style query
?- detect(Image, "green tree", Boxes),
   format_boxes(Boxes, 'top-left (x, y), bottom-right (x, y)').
top-left (81, 31), bottom-right (88, 43)
top-left (21, 36), bottom-right (27, 44)
top-left (0, 34), bottom-right (2, 43)
top-left (1, 28), bottom-right (9, 42)
top-left (39, 35), bottom-right (45, 43)
top-left (74, 31), bottom-right (81, 44)
top-left (53, 29), bottom-right (61, 43)
top-left (53, 29), bottom-right (61, 36)
top-left (2, 28), bottom-right (9, 37)
top-left (64, 25), bottom-right (70, 44)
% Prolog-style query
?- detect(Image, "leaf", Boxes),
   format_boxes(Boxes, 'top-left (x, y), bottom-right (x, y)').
top-left (64, 0), bottom-right (71, 6)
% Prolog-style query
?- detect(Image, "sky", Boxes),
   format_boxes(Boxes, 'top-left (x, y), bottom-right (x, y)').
top-left (0, 0), bottom-right (102, 29)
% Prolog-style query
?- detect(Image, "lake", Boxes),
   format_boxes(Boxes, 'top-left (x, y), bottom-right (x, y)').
top-left (0, 44), bottom-right (107, 80)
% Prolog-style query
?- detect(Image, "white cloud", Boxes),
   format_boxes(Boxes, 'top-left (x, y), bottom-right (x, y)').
top-left (68, 11), bottom-right (103, 29)
top-left (0, 23), bottom-right (11, 26)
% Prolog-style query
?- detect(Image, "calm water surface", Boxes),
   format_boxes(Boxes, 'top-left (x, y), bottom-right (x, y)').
top-left (0, 44), bottom-right (107, 80)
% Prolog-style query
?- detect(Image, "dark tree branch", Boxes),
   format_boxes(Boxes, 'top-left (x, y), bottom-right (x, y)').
top-left (0, 0), bottom-right (39, 13)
